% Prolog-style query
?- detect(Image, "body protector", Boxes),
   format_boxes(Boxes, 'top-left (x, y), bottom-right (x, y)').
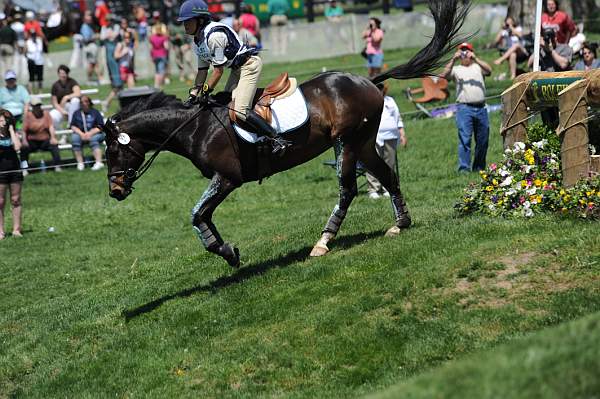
top-left (194, 21), bottom-right (258, 69)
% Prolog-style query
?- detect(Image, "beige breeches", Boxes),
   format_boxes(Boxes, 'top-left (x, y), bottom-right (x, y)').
top-left (224, 55), bottom-right (262, 121)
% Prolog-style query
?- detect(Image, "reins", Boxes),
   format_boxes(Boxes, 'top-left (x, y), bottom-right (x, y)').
top-left (110, 99), bottom-right (239, 184)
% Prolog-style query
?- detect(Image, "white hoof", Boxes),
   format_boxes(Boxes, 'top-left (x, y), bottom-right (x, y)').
top-left (310, 244), bottom-right (329, 257)
top-left (385, 226), bottom-right (402, 237)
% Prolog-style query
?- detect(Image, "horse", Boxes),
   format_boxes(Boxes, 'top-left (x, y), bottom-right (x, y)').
top-left (104, 0), bottom-right (470, 267)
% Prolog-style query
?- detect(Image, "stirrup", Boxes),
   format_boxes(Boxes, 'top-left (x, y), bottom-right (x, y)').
top-left (271, 137), bottom-right (291, 156)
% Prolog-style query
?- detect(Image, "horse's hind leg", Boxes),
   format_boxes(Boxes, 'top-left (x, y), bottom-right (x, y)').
top-left (191, 174), bottom-right (241, 267)
top-left (358, 141), bottom-right (411, 236)
top-left (311, 139), bottom-right (358, 257)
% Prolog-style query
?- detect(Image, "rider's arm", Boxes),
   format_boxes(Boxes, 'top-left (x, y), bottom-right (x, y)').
top-left (203, 32), bottom-right (229, 91)
top-left (191, 63), bottom-right (209, 96)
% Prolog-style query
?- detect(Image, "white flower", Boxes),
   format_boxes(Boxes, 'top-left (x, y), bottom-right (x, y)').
top-left (488, 204), bottom-right (496, 211)
top-left (523, 207), bottom-right (534, 217)
top-left (523, 200), bottom-right (531, 208)
top-left (500, 176), bottom-right (513, 187)
top-left (522, 165), bottom-right (534, 173)
top-left (504, 148), bottom-right (513, 155)
top-left (526, 187), bottom-right (537, 195)
top-left (507, 188), bottom-right (517, 196)
top-left (513, 142), bottom-right (526, 152)
top-left (532, 139), bottom-right (548, 149)
top-left (499, 168), bottom-right (510, 177)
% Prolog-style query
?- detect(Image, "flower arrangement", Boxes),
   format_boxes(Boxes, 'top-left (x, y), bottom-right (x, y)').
top-left (456, 123), bottom-right (600, 219)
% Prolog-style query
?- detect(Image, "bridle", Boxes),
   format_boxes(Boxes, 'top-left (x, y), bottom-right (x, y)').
top-left (106, 105), bottom-right (206, 189)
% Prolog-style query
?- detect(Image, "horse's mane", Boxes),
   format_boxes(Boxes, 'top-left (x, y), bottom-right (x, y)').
top-left (115, 91), bottom-right (186, 121)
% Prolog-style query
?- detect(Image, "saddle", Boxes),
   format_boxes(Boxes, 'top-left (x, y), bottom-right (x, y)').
top-left (229, 72), bottom-right (298, 123)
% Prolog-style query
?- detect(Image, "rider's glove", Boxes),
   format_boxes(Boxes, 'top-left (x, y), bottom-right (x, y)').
top-left (198, 83), bottom-right (213, 106)
top-left (183, 93), bottom-right (198, 108)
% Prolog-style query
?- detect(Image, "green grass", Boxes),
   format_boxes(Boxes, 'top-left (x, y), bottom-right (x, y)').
top-left (2, 46), bottom-right (600, 398)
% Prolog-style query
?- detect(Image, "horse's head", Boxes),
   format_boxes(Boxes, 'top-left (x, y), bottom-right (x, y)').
top-left (104, 116), bottom-right (146, 201)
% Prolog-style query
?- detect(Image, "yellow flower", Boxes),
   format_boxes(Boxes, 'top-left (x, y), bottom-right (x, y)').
top-left (560, 189), bottom-right (566, 195)
top-left (537, 195), bottom-right (543, 203)
top-left (485, 186), bottom-right (494, 192)
top-left (492, 179), bottom-right (498, 186)
top-left (564, 195), bottom-right (571, 202)
top-left (521, 180), bottom-right (528, 188)
top-left (480, 172), bottom-right (487, 180)
top-left (586, 191), bottom-right (592, 197)
top-left (534, 179), bottom-right (542, 187)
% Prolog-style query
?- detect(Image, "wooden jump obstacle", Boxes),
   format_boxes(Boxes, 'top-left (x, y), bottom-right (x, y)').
top-left (501, 70), bottom-right (600, 187)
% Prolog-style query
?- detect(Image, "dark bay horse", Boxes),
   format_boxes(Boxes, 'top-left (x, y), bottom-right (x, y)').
top-left (104, 0), bottom-right (469, 267)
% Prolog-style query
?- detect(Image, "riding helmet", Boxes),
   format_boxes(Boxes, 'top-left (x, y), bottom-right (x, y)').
top-left (178, 0), bottom-right (211, 22)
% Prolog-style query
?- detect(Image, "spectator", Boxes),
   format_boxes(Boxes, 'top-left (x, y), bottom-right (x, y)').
top-left (23, 11), bottom-right (47, 48)
top-left (0, 17), bottom-right (17, 80)
top-left (574, 42), bottom-right (600, 71)
top-left (81, 11), bottom-right (103, 85)
top-left (542, 0), bottom-right (577, 45)
top-left (529, 29), bottom-right (572, 72)
top-left (441, 42), bottom-right (492, 172)
top-left (267, 0), bottom-right (289, 55)
top-left (366, 82), bottom-right (407, 199)
top-left (0, 109), bottom-right (23, 239)
top-left (362, 17), bottom-right (384, 78)
top-left (70, 95), bottom-right (105, 171)
top-left (240, 4), bottom-right (261, 45)
top-left (9, 12), bottom-right (25, 81)
top-left (325, 0), bottom-right (344, 22)
top-left (114, 31), bottom-right (136, 88)
top-left (49, 64), bottom-right (81, 130)
top-left (20, 96), bottom-right (61, 172)
top-left (134, 5), bottom-right (148, 41)
top-left (493, 16), bottom-right (528, 80)
top-left (24, 28), bottom-right (43, 94)
top-left (150, 23), bottom-right (169, 89)
top-left (119, 17), bottom-right (138, 48)
top-left (170, 25), bottom-right (195, 83)
top-left (101, 21), bottom-right (123, 111)
top-left (0, 70), bottom-right (28, 124)
top-left (232, 18), bottom-right (258, 48)
top-left (94, 0), bottom-right (110, 28)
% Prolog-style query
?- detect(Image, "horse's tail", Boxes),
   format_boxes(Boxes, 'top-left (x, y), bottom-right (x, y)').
top-left (371, 0), bottom-right (470, 85)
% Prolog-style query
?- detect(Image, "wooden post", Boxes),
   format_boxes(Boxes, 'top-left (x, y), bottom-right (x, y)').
top-left (501, 81), bottom-right (529, 148)
top-left (306, 0), bottom-right (314, 22)
top-left (382, 0), bottom-right (390, 14)
top-left (558, 79), bottom-right (590, 188)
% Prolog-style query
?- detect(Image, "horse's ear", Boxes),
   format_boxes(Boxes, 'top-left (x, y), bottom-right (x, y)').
top-left (104, 117), bottom-right (119, 139)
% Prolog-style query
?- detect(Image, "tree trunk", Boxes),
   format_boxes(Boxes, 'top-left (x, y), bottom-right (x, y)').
top-left (507, 0), bottom-right (539, 33)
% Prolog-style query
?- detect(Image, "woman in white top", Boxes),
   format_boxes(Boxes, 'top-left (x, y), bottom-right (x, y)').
top-left (25, 28), bottom-right (44, 93)
top-left (366, 82), bottom-right (407, 199)
top-left (493, 17), bottom-right (528, 79)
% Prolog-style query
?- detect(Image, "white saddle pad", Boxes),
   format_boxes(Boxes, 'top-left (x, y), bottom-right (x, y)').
top-left (233, 87), bottom-right (309, 143)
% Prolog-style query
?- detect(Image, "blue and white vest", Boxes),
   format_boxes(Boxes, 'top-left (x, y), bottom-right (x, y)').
top-left (194, 21), bottom-right (257, 69)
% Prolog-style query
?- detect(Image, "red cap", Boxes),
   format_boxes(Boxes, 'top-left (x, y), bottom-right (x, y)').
top-left (458, 42), bottom-right (474, 51)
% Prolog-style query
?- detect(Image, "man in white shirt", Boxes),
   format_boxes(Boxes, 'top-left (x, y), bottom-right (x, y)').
top-left (441, 42), bottom-right (493, 172)
top-left (366, 82), bottom-right (407, 199)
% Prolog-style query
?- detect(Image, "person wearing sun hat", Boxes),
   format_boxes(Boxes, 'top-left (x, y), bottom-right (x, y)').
top-left (20, 95), bottom-right (62, 172)
top-left (0, 69), bottom-right (30, 123)
top-left (441, 42), bottom-right (493, 172)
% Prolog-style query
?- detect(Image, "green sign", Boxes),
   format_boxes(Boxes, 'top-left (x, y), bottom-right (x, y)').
top-left (528, 78), bottom-right (582, 108)
top-left (245, 0), bottom-right (305, 22)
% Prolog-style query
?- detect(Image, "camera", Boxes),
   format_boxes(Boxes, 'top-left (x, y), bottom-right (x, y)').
top-left (542, 28), bottom-right (556, 43)
top-left (460, 50), bottom-right (468, 58)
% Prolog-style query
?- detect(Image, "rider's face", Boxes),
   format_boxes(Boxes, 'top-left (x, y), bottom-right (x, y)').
top-left (184, 19), bottom-right (198, 35)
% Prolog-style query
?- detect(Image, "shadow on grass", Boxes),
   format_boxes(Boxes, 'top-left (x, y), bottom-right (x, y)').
top-left (122, 230), bottom-right (382, 321)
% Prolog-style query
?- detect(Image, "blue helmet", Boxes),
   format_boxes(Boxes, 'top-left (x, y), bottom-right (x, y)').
top-left (178, 0), bottom-right (211, 22)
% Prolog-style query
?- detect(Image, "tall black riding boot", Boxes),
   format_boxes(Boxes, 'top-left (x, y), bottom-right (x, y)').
top-left (245, 110), bottom-right (291, 156)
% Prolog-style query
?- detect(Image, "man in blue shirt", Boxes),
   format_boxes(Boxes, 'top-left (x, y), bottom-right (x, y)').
top-left (0, 70), bottom-right (30, 123)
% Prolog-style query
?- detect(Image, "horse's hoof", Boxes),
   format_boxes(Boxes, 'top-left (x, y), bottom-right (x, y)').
top-left (310, 244), bottom-right (329, 257)
top-left (221, 243), bottom-right (241, 268)
top-left (397, 214), bottom-right (412, 228)
top-left (385, 226), bottom-right (402, 237)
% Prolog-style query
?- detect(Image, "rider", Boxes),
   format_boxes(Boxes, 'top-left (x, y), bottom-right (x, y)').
top-left (178, 0), bottom-right (289, 155)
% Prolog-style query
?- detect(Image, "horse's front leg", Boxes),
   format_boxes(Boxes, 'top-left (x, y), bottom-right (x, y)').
top-left (191, 174), bottom-right (240, 267)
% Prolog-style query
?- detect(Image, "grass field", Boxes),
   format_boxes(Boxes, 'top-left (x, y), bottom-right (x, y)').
top-left (3, 44), bottom-right (600, 398)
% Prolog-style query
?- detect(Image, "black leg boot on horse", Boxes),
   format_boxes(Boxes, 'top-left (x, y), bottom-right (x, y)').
top-left (245, 110), bottom-right (291, 156)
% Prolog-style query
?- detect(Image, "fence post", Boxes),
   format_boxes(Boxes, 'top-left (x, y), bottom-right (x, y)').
top-left (382, 0), bottom-right (390, 14)
top-left (306, 0), bottom-right (315, 22)
top-left (558, 79), bottom-right (590, 188)
top-left (235, 0), bottom-right (241, 17)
